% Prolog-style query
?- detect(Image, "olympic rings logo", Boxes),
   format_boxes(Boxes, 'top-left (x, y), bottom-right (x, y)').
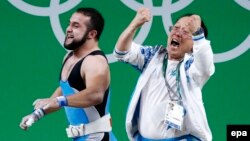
top-left (8, 0), bottom-right (249, 63)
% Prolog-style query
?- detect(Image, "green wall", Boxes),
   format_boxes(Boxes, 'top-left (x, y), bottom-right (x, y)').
top-left (1, 0), bottom-right (249, 140)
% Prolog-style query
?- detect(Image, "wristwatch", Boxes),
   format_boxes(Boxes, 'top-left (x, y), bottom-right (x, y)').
top-left (192, 27), bottom-right (204, 36)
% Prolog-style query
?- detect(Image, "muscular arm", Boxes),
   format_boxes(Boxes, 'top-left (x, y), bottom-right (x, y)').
top-left (32, 87), bottom-right (62, 114)
top-left (50, 87), bottom-right (62, 98)
top-left (33, 55), bottom-right (110, 113)
top-left (66, 55), bottom-right (110, 107)
top-left (115, 7), bottom-right (151, 51)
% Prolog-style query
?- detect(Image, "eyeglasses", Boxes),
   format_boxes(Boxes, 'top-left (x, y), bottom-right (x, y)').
top-left (169, 26), bottom-right (192, 39)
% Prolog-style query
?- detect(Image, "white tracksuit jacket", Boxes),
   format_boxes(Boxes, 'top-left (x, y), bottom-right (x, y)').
top-left (113, 36), bottom-right (215, 141)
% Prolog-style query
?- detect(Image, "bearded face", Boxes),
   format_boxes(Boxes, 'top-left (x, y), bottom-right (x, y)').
top-left (63, 12), bottom-right (92, 51)
top-left (63, 31), bottom-right (89, 50)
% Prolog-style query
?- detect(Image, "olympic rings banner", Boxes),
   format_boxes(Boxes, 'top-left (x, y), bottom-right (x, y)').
top-left (0, 1), bottom-right (249, 140)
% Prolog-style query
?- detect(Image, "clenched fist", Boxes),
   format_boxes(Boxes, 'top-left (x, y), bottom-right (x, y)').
top-left (131, 7), bottom-right (151, 28)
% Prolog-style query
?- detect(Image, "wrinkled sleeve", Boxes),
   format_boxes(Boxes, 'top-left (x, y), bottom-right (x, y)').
top-left (113, 42), bottom-right (158, 72)
top-left (189, 36), bottom-right (215, 88)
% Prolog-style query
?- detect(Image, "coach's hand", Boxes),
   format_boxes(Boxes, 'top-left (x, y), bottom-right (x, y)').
top-left (131, 7), bottom-right (151, 28)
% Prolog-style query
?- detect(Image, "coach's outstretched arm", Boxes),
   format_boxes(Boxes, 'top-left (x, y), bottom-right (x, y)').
top-left (115, 7), bottom-right (151, 51)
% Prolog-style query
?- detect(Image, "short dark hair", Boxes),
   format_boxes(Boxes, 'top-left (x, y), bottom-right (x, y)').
top-left (176, 13), bottom-right (208, 38)
top-left (76, 7), bottom-right (104, 40)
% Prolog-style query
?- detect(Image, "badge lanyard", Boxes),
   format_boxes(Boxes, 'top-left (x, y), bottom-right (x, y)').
top-left (163, 53), bottom-right (185, 131)
top-left (162, 53), bottom-right (183, 102)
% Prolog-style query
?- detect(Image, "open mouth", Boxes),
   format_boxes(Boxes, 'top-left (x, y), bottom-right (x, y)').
top-left (170, 39), bottom-right (180, 47)
top-left (67, 36), bottom-right (73, 39)
top-left (66, 34), bottom-right (74, 39)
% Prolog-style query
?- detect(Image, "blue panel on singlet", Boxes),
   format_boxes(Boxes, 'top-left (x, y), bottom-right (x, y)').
top-left (60, 80), bottom-right (89, 125)
top-left (60, 80), bottom-right (89, 140)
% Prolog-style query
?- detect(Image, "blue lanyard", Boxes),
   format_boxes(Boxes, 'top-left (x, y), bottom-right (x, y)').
top-left (162, 53), bottom-right (183, 102)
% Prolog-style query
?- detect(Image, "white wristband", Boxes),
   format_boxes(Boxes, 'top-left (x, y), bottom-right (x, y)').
top-left (56, 96), bottom-right (68, 107)
top-left (33, 108), bottom-right (45, 119)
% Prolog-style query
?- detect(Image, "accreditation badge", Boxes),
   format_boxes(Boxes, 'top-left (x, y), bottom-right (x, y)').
top-left (164, 101), bottom-right (185, 131)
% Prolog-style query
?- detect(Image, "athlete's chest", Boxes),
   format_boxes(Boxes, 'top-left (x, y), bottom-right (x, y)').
top-left (61, 57), bottom-right (83, 81)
